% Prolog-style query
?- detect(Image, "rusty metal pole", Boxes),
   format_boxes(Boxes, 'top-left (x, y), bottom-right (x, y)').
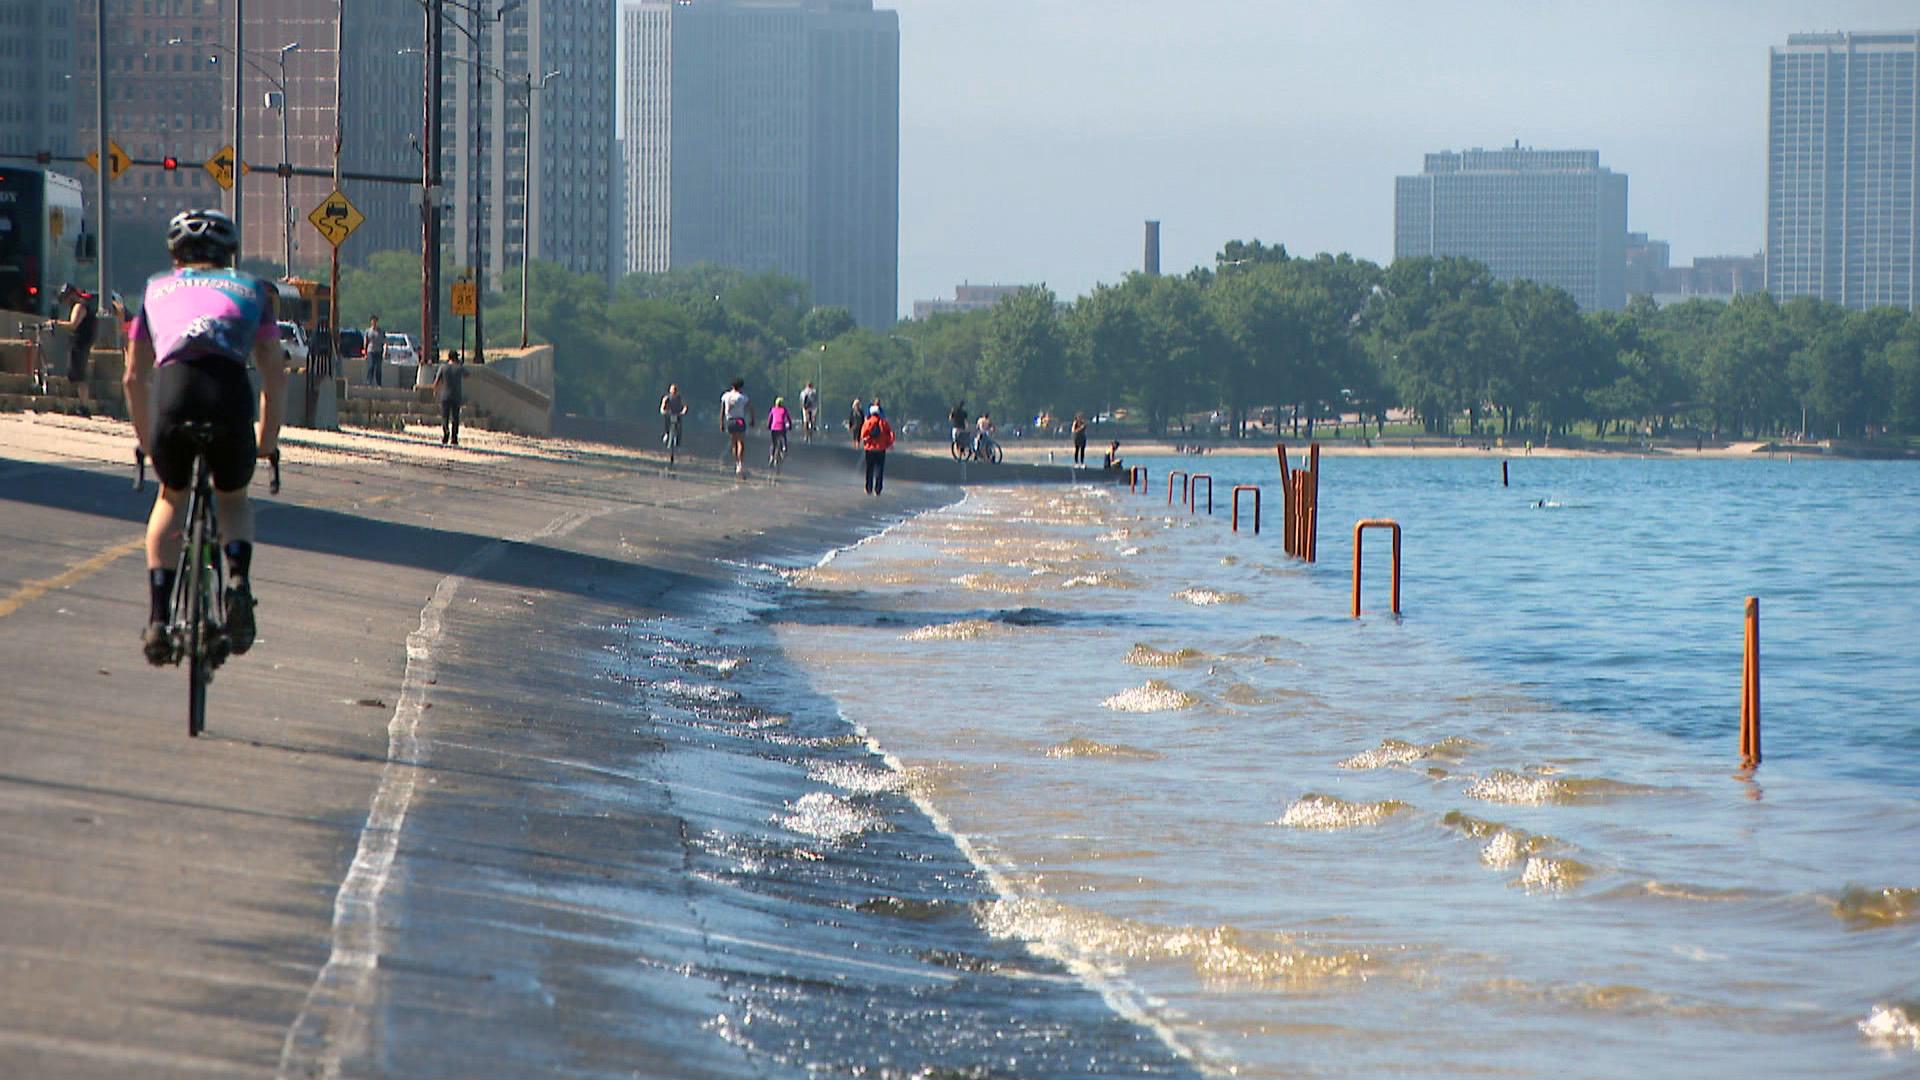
top-left (1306, 442), bottom-right (1321, 563)
top-left (1751, 595), bottom-right (1758, 764)
top-left (1503, 459), bottom-right (1510, 487)
top-left (1390, 522), bottom-right (1402, 614)
top-left (1190, 474), bottom-right (1212, 515)
top-left (1167, 470), bottom-right (1188, 506)
top-left (1351, 521), bottom-right (1363, 617)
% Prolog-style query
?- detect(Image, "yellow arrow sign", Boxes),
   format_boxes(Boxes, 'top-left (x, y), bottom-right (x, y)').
top-left (83, 140), bottom-right (132, 180)
top-left (450, 280), bottom-right (477, 317)
top-left (307, 188), bottom-right (365, 249)
top-left (204, 145), bottom-right (237, 191)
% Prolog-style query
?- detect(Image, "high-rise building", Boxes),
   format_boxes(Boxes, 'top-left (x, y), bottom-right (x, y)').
top-left (621, 0), bottom-right (899, 327)
top-left (443, 0), bottom-right (616, 290)
top-left (1395, 146), bottom-right (1629, 311)
top-left (1766, 31), bottom-right (1919, 311)
top-left (3, 4), bottom-right (79, 166)
top-left (70, 0), bottom-right (224, 242)
top-left (237, 1), bottom-right (418, 271)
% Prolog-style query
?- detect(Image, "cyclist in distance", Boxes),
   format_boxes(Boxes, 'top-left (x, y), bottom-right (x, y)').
top-left (123, 208), bottom-right (286, 665)
top-left (798, 381), bottom-right (819, 439)
top-left (660, 382), bottom-right (686, 445)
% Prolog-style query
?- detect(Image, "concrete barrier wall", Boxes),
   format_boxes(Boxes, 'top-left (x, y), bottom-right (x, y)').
top-left (464, 365), bottom-right (552, 436)
top-left (480, 346), bottom-right (555, 400)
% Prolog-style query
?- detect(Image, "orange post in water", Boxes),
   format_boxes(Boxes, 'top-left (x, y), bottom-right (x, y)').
top-left (1352, 519), bottom-right (1402, 617)
top-left (1305, 442), bottom-right (1321, 563)
top-left (1232, 485), bottom-right (1261, 534)
top-left (1741, 597), bottom-right (1761, 766)
top-left (1130, 465), bottom-right (1148, 494)
top-left (1168, 469), bottom-right (1190, 506)
top-left (1189, 473), bottom-right (1213, 515)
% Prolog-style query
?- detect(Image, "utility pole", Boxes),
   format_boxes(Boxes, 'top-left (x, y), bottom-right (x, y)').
top-left (93, 0), bottom-right (110, 305)
top-left (232, 0), bottom-right (245, 245)
top-left (420, 0), bottom-right (443, 364)
top-left (318, 0), bottom-right (346, 423)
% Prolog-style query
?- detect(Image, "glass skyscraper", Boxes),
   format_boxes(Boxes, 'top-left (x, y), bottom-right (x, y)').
top-left (1767, 32), bottom-right (1919, 311)
top-left (1394, 147), bottom-right (1628, 311)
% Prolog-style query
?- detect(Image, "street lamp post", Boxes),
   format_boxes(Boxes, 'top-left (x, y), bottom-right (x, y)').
top-left (514, 69), bottom-right (562, 348)
top-left (168, 37), bottom-right (298, 278)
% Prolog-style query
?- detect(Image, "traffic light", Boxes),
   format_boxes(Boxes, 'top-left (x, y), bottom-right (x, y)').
top-left (162, 156), bottom-right (179, 171)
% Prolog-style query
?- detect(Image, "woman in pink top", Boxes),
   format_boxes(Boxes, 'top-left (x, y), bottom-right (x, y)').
top-left (767, 397), bottom-right (793, 468)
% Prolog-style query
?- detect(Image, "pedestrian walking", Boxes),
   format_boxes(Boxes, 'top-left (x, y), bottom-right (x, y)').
top-left (1071, 412), bottom-right (1088, 465)
top-left (364, 314), bottom-right (386, 387)
top-left (846, 397), bottom-right (864, 442)
top-left (859, 404), bottom-right (894, 495)
top-left (432, 349), bottom-right (466, 445)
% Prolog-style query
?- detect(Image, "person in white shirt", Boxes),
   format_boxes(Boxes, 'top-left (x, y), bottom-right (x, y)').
top-left (720, 377), bottom-right (753, 475)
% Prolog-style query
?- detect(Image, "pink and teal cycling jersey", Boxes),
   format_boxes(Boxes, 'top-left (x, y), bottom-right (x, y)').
top-left (768, 405), bottom-right (793, 431)
top-left (130, 267), bottom-right (277, 366)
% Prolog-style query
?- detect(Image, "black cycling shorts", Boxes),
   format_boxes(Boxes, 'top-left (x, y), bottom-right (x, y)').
top-left (151, 358), bottom-right (257, 492)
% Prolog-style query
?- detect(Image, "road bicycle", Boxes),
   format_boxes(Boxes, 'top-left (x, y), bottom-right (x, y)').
top-left (951, 431), bottom-right (1004, 463)
top-left (768, 429), bottom-right (789, 474)
top-left (20, 320), bottom-right (56, 396)
top-left (156, 425), bottom-right (279, 736)
top-left (662, 414), bottom-right (683, 467)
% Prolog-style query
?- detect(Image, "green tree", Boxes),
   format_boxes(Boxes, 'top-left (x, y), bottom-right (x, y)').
top-left (978, 286), bottom-right (1065, 422)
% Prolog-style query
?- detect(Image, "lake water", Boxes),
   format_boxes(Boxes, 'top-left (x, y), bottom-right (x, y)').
top-left (771, 453), bottom-right (1920, 1078)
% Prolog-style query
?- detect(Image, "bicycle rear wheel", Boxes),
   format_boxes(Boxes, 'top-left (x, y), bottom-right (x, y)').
top-left (183, 497), bottom-right (210, 738)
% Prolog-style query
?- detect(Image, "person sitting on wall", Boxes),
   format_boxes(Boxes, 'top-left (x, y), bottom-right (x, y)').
top-left (1103, 440), bottom-right (1124, 472)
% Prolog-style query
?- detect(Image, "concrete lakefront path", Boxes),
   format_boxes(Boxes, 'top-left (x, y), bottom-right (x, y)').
top-left (0, 414), bottom-right (1195, 1079)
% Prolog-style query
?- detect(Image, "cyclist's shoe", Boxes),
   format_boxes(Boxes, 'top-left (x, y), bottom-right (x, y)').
top-left (225, 583), bottom-right (257, 655)
top-left (142, 621), bottom-right (176, 666)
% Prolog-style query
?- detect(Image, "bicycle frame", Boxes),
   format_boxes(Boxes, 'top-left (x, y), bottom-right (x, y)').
top-left (170, 438), bottom-right (228, 736)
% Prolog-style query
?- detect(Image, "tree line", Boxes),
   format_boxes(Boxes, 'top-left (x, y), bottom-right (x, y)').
top-left (332, 242), bottom-right (1920, 443)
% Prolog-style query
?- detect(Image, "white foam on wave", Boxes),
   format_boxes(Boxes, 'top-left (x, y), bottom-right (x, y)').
top-left (1102, 680), bottom-right (1201, 713)
top-left (1277, 794), bottom-right (1410, 830)
top-left (656, 679), bottom-right (742, 703)
top-left (809, 761), bottom-right (912, 795)
top-left (904, 619), bottom-right (1004, 642)
top-left (1859, 1004), bottom-right (1920, 1051)
top-left (1173, 587), bottom-right (1245, 606)
top-left (777, 790), bottom-right (887, 843)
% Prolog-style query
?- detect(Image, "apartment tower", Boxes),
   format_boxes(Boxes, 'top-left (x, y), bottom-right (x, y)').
top-left (622, 0), bottom-right (899, 327)
top-left (1395, 146), bottom-right (1629, 311)
top-left (1767, 32), bottom-right (1920, 311)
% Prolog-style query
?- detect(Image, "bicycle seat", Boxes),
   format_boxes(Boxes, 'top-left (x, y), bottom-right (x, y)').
top-left (176, 420), bottom-right (221, 446)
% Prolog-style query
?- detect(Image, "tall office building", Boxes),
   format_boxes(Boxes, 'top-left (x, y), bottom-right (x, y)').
top-left (1395, 146), bottom-right (1629, 311)
top-left (1767, 32), bottom-right (1919, 311)
top-left (238, 1), bottom-right (418, 270)
top-left (67, 0), bottom-right (226, 245)
top-left (3, 4), bottom-right (78, 165)
top-left (443, 0), bottom-right (616, 290)
top-left (622, 0), bottom-right (899, 328)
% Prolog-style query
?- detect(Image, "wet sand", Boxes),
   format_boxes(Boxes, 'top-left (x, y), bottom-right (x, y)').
top-left (0, 414), bottom-right (1192, 1078)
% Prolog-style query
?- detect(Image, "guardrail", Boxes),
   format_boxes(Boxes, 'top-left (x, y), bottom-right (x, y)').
top-left (1351, 518), bottom-right (1401, 617)
top-left (1189, 473), bottom-right (1213, 515)
top-left (1232, 485), bottom-right (1261, 534)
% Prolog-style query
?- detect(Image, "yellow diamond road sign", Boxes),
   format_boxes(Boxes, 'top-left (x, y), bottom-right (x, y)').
top-left (83, 140), bottom-right (132, 180)
top-left (204, 145), bottom-right (237, 191)
top-left (308, 189), bottom-right (365, 249)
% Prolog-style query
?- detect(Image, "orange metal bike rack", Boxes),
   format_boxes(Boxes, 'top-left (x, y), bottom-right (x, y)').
top-left (1167, 469), bottom-right (1190, 506)
top-left (1231, 485), bottom-right (1261, 534)
top-left (1740, 597), bottom-right (1761, 767)
top-left (1130, 466), bottom-right (1148, 494)
top-left (1188, 473), bottom-right (1213, 515)
top-left (1351, 518), bottom-right (1401, 617)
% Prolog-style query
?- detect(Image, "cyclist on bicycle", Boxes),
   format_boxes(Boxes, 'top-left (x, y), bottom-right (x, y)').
top-left (660, 382), bottom-right (686, 446)
top-left (767, 396), bottom-right (793, 466)
top-left (124, 208), bottom-right (285, 666)
top-left (798, 381), bottom-right (819, 438)
top-left (948, 401), bottom-right (969, 457)
top-left (974, 411), bottom-right (999, 460)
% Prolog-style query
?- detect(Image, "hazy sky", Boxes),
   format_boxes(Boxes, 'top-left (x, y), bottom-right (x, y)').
top-left (889, 0), bottom-right (1917, 314)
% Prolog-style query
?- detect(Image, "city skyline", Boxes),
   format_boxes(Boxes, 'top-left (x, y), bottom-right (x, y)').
top-left (887, 0), bottom-right (1918, 316)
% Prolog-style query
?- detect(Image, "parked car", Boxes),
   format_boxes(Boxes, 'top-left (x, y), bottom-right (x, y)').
top-left (276, 320), bottom-right (309, 366)
top-left (384, 332), bottom-right (419, 365)
top-left (336, 327), bottom-right (366, 359)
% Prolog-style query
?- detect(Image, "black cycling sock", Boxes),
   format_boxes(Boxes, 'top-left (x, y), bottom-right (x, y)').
top-left (224, 540), bottom-right (253, 585)
top-left (149, 568), bottom-right (177, 623)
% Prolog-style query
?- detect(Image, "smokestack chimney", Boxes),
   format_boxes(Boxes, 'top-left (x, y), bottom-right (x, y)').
top-left (1144, 220), bottom-right (1161, 276)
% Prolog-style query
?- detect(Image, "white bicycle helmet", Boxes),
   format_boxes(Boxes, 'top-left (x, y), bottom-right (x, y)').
top-left (166, 208), bottom-right (240, 264)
